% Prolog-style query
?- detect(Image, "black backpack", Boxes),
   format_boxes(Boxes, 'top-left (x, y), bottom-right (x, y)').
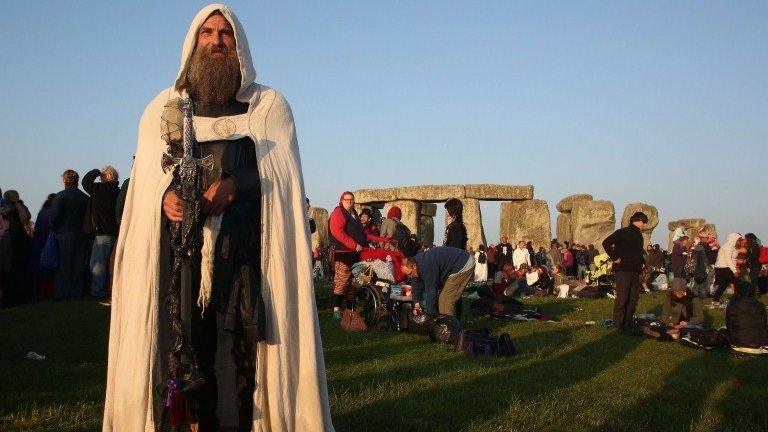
top-left (680, 329), bottom-right (729, 351)
top-left (495, 333), bottom-right (516, 357)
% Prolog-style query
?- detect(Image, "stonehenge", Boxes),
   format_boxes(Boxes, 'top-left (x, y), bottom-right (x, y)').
top-left (310, 185), bottom-right (671, 255)
top-left (621, 203), bottom-right (659, 247)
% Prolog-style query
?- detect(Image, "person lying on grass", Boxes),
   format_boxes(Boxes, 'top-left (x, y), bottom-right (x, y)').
top-left (661, 278), bottom-right (705, 340)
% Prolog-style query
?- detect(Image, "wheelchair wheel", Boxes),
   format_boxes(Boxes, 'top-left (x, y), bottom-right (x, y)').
top-left (355, 285), bottom-right (383, 327)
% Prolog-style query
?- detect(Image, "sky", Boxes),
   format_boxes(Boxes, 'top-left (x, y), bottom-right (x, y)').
top-left (1, 1), bottom-right (766, 245)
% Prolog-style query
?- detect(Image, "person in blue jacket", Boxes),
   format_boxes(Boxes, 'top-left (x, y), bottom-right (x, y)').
top-left (401, 246), bottom-right (475, 317)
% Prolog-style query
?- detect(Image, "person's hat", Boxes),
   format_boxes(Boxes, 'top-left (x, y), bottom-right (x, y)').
top-left (671, 278), bottom-right (687, 292)
top-left (387, 206), bottom-right (402, 220)
top-left (630, 212), bottom-right (649, 224)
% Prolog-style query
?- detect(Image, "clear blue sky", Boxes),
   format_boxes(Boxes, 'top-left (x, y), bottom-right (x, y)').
top-left (1, 1), bottom-right (766, 245)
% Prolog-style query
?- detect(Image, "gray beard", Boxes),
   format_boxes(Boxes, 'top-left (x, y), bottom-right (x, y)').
top-left (185, 46), bottom-right (241, 104)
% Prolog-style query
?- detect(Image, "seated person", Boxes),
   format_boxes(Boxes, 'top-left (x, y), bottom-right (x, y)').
top-left (726, 280), bottom-right (768, 348)
top-left (528, 266), bottom-right (553, 296)
top-left (359, 208), bottom-right (394, 248)
top-left (660, 279), bottom-right (705, 339)
top-left (401, 246), bottom-right (475, 317)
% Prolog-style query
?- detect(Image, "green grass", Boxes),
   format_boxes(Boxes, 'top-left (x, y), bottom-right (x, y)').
top-left (1, 289), bottom-right (767, 431)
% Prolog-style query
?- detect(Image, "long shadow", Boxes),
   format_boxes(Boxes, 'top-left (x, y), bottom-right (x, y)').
top-left (593, 346), bottom-right (768, 432)
top-left (713, 354), bottom-right (768, 430)
top-left (327, 324), bottom-right (576, 392)
top-left (334, 327), bottom-right (643, 431)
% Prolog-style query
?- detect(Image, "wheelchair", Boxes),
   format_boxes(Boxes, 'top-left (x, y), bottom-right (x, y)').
top-left (352, 272), bottom-right (413, 331)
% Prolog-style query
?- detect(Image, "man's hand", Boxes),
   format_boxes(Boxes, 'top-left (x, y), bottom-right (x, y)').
top-left (163, 189), bottom-right (183, 222)
top-left (202, 178), bottom-right (236, 215)
top-left (355, 244), bottom-right (363, 252)
top-left (412, 302), bottom-right (422, 316)
top-left (613, 258), bottom-right (622, 264)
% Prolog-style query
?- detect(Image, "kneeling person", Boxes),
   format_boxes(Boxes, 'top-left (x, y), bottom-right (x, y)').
top-left (401, 246), bottom-right (475, 317)
top-left (661, 279), bottom-right (705, 339)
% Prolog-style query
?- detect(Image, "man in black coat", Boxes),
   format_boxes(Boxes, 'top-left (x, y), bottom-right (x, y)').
top-left (726, 280), bottom-right (768, 348)
top-left (602, 211), bottom-right (648, 331)
top-left (82, 166), bottom-right (120, 300)
top-left (52, 169), bottom-right (89, 300)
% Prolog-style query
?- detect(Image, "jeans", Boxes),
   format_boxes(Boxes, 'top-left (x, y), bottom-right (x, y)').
top-left (89, 235), bottom-right (115, 298)
top-left (577, 264), bottom-right (588, 280)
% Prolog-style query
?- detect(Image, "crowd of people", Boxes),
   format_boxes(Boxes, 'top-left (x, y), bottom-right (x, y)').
top-left (0, 167), bottom-right (127, 308)
top-left (322, 196), bottom-right (767, 350)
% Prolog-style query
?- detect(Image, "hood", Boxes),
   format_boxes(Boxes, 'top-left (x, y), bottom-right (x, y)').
top-left (173, 4), bottom-right (257, 103)
top-left (724, 232), bottom-right (741, 248)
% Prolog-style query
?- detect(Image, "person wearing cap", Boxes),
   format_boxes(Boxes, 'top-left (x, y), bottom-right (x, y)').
top-left (661, 278), bottom-right (705, 339)
top-left (602, 211), bottom-right (648, 331)
top-left (380, 205), bottom-right (410, 251)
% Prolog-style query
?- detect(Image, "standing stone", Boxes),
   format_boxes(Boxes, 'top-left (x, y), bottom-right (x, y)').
top-left (309, 207), bottom-right (329, 250)
top-left (385, 200), bottom-right (421, 237)
top-left (420, 203), bottom-right (437, 217)
top-left (621, 203), bottom-right (659, 247)
top-left (499, 199), bottom-right (552, 250)
top-left (556, 194), bottom-right (594, 213)
top-left (556, 213), bottom-right (572, 244)
top-left (418, 215), bottom-right (435, 247)
top-left (457, 198), bottom-right (486, 250)
top-left (571, 200), bottom-right (615, 252)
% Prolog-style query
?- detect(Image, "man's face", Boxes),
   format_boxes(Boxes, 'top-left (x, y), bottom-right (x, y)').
top-left (197, 13), bottom-right (236, 58)
top-left (360, 213), bottom-right (370, 225)
top-left (501, 236), bottom-right (508, 243)
top-left (401, 264), bottom-right (417, 277)
top-left (341, 194), bottom-right (355, 211)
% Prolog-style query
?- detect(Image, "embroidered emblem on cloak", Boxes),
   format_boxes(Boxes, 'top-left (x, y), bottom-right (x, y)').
top-left (212, 118), bottom-right (237, 138)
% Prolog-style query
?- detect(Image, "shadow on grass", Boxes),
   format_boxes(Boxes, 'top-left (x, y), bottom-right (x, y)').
top-left (333, 326), bottom-right (642, 431)
top-left (593, 348), bottom-right (768, 432)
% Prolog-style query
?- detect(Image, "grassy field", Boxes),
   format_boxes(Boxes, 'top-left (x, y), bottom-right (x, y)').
top-left (1, 288), bottom-right (767, 431)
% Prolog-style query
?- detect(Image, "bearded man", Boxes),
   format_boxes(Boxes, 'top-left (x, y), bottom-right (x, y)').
top-left (103, 5), bottom-right (334, 432)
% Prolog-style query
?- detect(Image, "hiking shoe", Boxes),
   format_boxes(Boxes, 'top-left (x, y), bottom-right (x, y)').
top-left (333, 310), bottom-right (342, 320)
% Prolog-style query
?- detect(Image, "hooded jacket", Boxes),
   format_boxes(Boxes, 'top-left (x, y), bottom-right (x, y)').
top-left (102, 5), bottom-right (333, 431)
top-left (714, 233), bottom-right (741, 273)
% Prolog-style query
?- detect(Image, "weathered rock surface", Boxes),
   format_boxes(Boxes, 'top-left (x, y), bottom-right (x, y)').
top-left (420, 203), bottom-right (437, 217)
top-left (464, 184), bottom-right (533, 201)
top-left (621, 203), bottom-right (659, 247)
top-left (667, 219), bottom-right (706, 232)
top-left (385, 200), bottom-right (421, 236)
top-left (419, 216), bottom-right (435, 247)
top-left (309, 207), bottom-right (329, 249)
top-left (556, 194), bottom-right (594, 213)
top-left (571, 200), bottom-right (615, 251)
top-left (396, 185), bottom-right (465, 202)
top-left (499, 199), bottom-right (552, 250)
top-left (556, 213), bottom-right (572, 243)
top-left (354, 188), bottom-right (398, 204)
top-left (459, 198), bottom-right (486, 249)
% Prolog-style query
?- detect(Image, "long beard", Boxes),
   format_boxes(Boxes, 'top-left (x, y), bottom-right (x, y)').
top-left (185, 46), bottom-right (241, 104)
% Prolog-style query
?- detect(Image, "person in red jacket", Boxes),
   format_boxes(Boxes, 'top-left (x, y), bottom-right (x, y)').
top-left (329, 191), bottom-right (366, 319)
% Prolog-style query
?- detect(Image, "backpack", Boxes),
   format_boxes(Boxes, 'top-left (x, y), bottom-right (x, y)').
top-left (428, 315), bottom-right (462, 344)
top-left (455, 329), bottom-right (495, 355)
top-left (759, 246), bottom-right (768, 265)
top-left (478, 252), bottom-right (487, 264)
top-left (393, 222), bottom-right (411, 247)
top-left (495, 333), bottom-right (516, 357)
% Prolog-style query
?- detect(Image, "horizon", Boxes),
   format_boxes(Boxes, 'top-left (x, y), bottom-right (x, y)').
top-left (1, 1), bottom-right (766, 245)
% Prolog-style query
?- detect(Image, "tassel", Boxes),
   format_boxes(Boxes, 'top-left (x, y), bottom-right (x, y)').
top-left (166, 379), bottom-right (193, 427)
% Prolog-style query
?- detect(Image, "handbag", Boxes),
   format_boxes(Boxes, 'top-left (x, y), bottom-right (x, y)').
top-left (40, 231), bottom-right (59, 270)
top-left (340, 309), bottom-right (367, 332)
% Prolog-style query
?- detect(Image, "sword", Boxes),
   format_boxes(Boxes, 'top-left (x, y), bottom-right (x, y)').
top-left (161, 97), bottom-right (213, 430)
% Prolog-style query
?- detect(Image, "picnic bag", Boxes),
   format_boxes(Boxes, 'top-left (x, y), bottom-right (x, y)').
top-left (495, 333), bottom-right (516, 357)
top-left (455, 329), bottom-right (495, 356)
top-left (340, 309), bottom-right (367, 332)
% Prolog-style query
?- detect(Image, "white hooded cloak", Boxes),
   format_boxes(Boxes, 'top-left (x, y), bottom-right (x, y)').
top-left (103, 4), bottom-right (334, 431)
